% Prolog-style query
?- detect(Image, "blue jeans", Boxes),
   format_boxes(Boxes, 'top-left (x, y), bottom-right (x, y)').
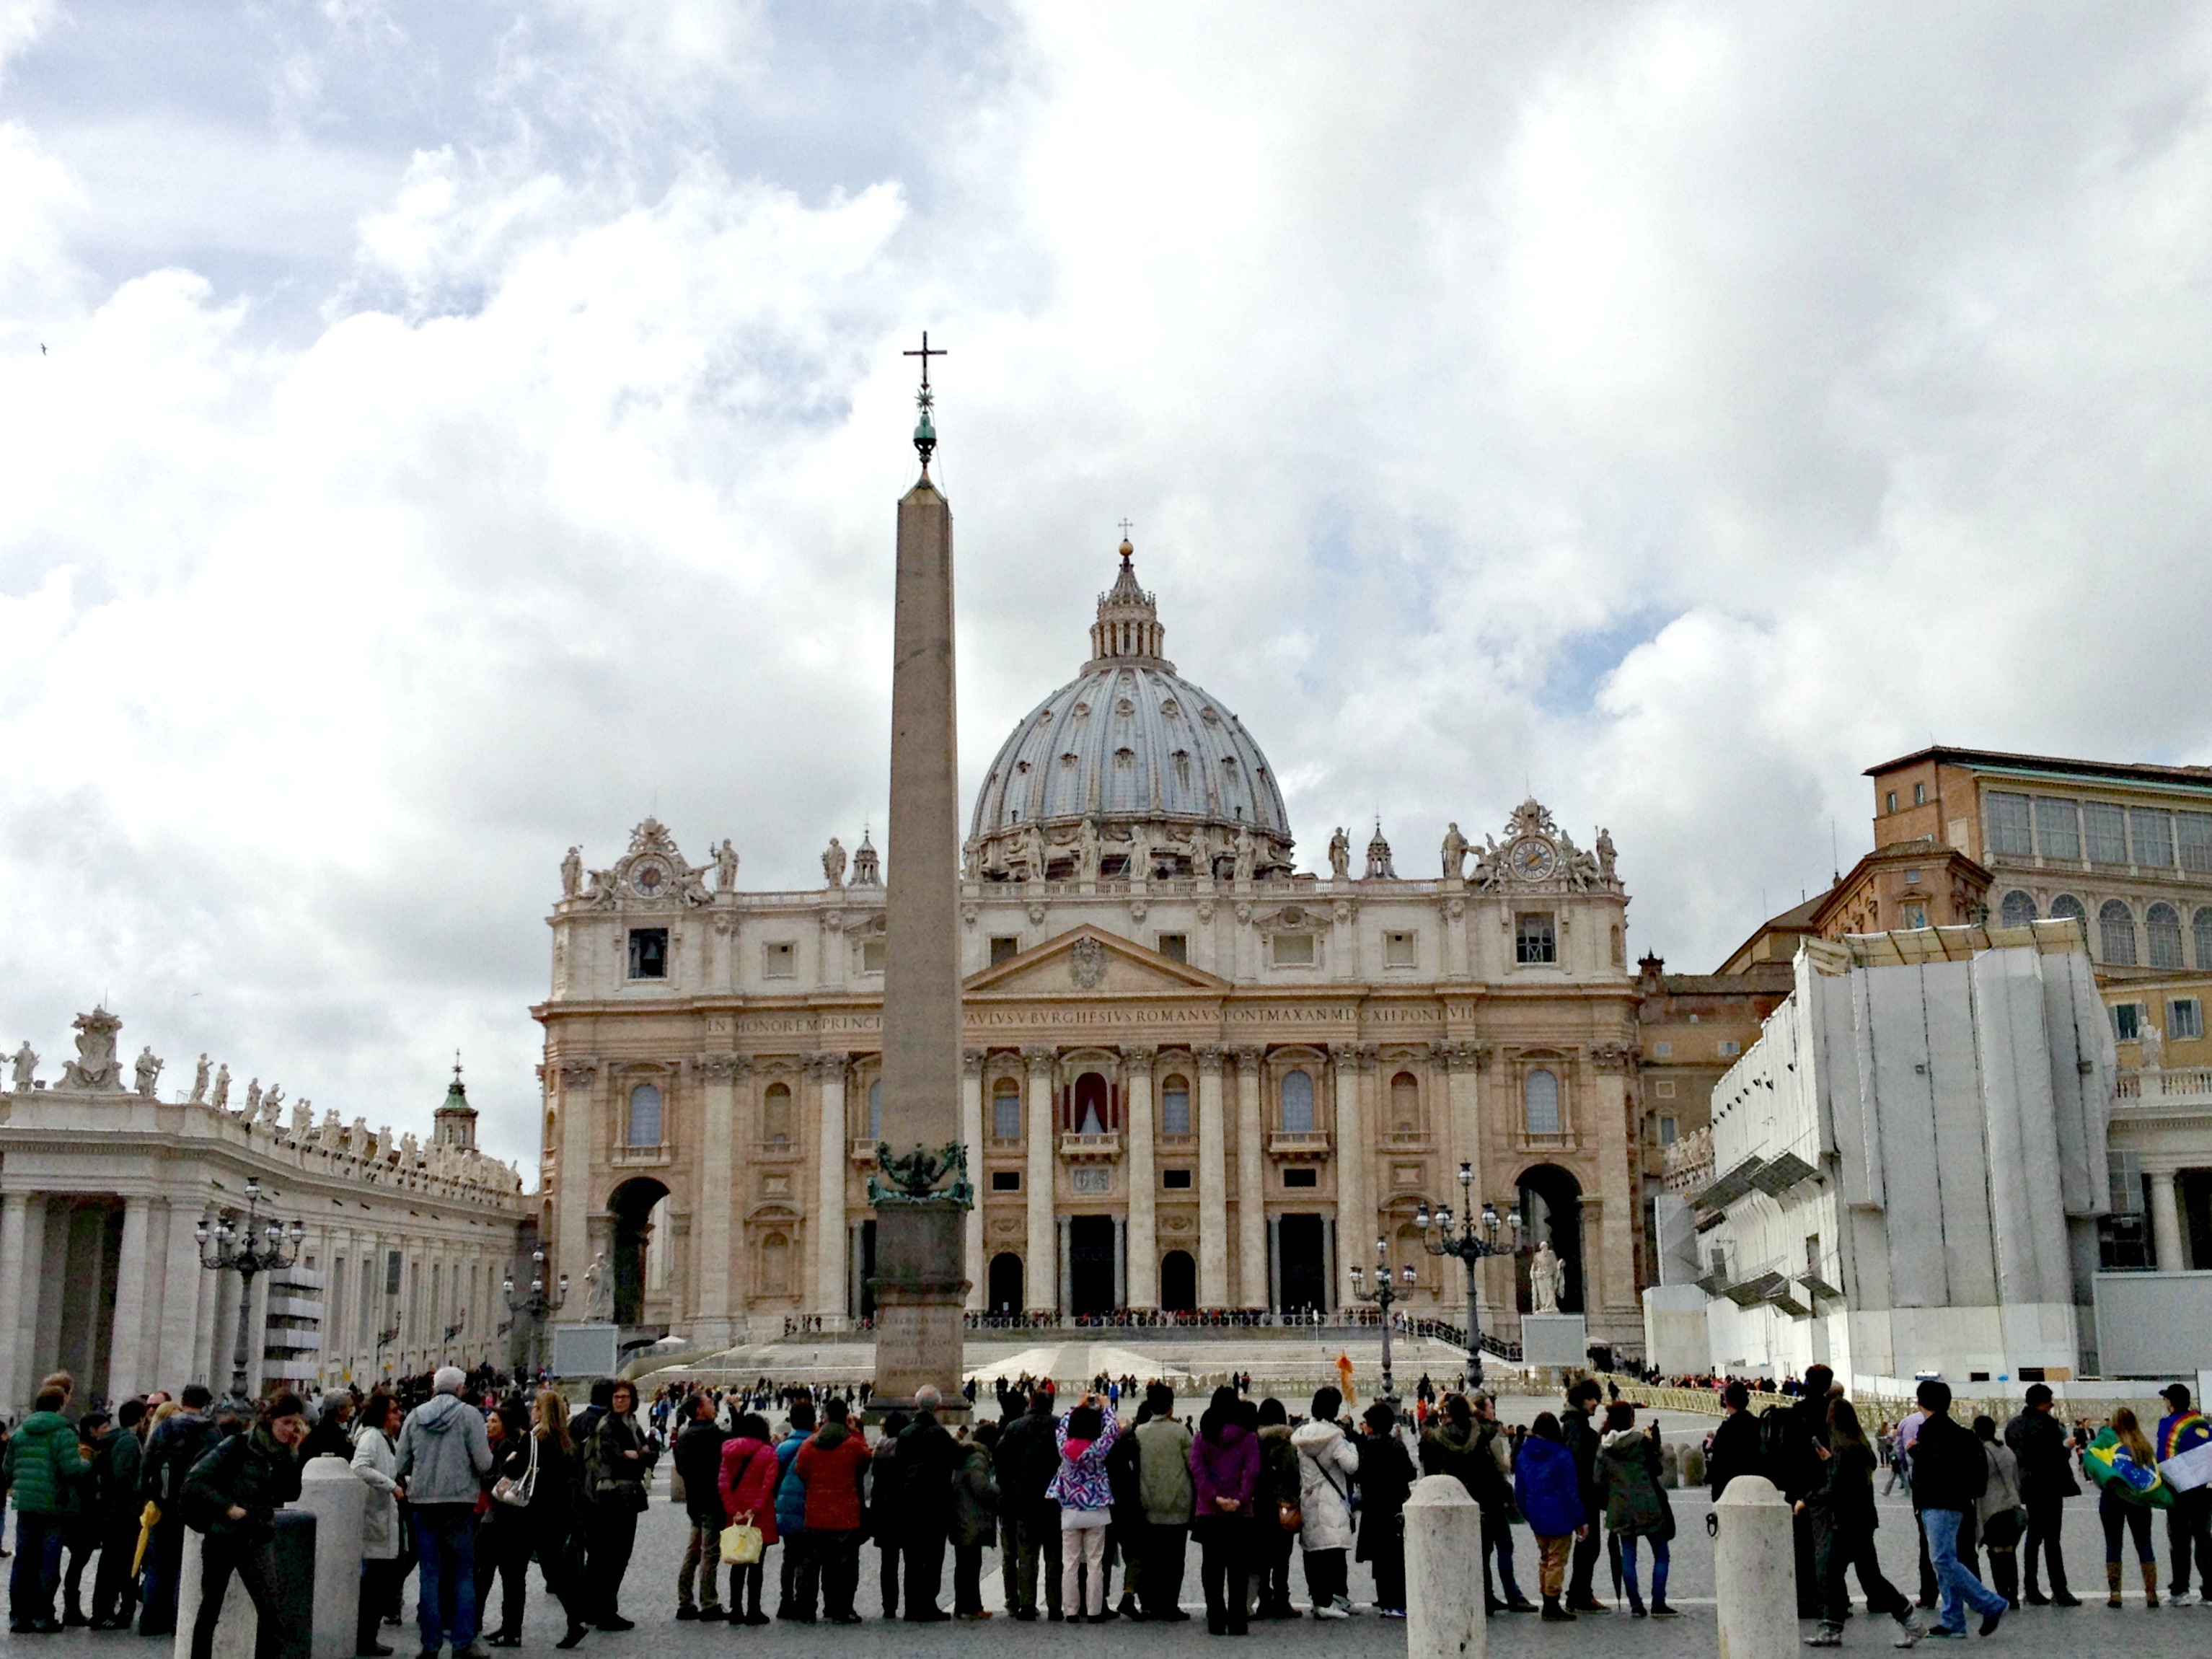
top-left (1923, 1508), bottom-right (2006, 1632)
top-left (8, 1512), bottom-right (65, 1625)
top-left (413, 1504), bottom-right (480, 1651)
top-left (1619, 1533), bottom-right (1669, 1612)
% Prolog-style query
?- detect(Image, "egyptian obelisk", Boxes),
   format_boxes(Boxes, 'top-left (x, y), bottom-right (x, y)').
top-left (871, 333), bottom-right (970, 1410)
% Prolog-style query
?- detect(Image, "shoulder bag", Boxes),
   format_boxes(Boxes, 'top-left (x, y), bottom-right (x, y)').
top-left (492, 1431), bottom-right (539, 1508)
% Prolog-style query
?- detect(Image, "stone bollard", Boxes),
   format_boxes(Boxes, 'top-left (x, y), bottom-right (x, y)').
top-left (1404, 1474), bottom-right (1483, 1659)
top-left (1657, 1442), bottom-right (1680, 1487)
top-left (296, 1456), bottom-right (366, 1659)
top-left (1680, 1443), bottom-right (1706, 1487)
top-left (1714, 1474), bottom-right (1795, 1659)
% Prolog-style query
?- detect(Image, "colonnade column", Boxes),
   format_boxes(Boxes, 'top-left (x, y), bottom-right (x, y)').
top-left (1331, 1048), bottom-right (1365, 1307)
top-left (814, 1056), bottom-right (850, 1322)
top-left (1123, 1046), bottom-right (1158, 1309)
top-left (156, 1200), bottom-right (207, 1389)
top-left (1234, 1048), bottom-right (1267, 1309)
top-left (0, 1192), bottom-right (48, 1414)
top-left (1196, 1047), bottom-right (1230, 1307)
top-left (961, 1050), bottom-right (985, 1312)
top-left (695, 1057), bottom-right (741, 1348)
top-left (106, 1197), bottom-right (154, 1401)
top-left (2151, 1167), bottom-right (2188, 1270)
top-left (1024, 1048), bottom-right (1058, 1313)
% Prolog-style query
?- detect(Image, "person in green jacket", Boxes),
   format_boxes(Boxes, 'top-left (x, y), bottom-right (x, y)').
top-left (7, 1376), bottom-right (90, 1633)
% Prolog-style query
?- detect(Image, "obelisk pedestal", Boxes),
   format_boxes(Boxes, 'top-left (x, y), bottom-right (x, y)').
top-left (871, 342), bottom-right (971, 1411)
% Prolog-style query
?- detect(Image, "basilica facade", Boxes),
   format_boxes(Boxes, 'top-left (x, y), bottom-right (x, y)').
top-left (536, 542), bottom-right (1646, 1355)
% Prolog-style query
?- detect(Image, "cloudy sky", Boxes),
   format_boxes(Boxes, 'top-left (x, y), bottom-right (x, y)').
top-left (4, 1), bottom-right (2210, 1171)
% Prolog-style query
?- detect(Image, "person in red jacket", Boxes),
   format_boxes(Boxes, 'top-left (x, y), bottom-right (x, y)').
top-left (793, 1401), bottom-right (874, 1624)
top-left (716, 1415), bottom-right (780, 1627)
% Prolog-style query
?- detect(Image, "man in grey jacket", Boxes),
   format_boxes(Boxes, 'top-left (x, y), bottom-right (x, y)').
top-left (397, 1368), bottom-right (495, 1659)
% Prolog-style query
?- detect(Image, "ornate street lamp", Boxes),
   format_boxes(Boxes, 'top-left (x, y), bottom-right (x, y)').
top-left (1416, 1161), bottom-right (1530, 1390)
top-left (1347, 1236), bottom-right (1419, 1406)
top-left (195, 1178), bottom-right (305, 1404)
top-left (502, 1247), bottom-right (567, 1374)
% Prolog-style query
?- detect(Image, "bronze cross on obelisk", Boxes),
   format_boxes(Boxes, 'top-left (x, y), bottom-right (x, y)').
top-left (904, 330), bottom-right (946, 472)
top-left (903, 329), bottom-right (946, 391)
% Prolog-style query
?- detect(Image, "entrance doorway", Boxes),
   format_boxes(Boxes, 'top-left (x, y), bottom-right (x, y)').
top-left (1279, 1213), bottom-right (1326, 1313)
top-left (607, 1176), bottom-right (669, 1326)
top-left (988, 1252), bottom-right (1023, 1314)
top-left (1160, 1250), bottom-right (1197, 1311)
top-left (1515, 1163), bottom-right (1585, 1313)
top-left (1070, 1215), bottom-right (1116, 1314)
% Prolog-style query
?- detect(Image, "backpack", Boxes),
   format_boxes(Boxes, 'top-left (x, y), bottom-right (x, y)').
top-left (1757, 1404), bottom-right (1794, 1482)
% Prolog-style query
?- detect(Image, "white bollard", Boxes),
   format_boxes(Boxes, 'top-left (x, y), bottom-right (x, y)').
top-left (1714, 1474), bottom-right (1796, 1659)
top-left (173, 1531), bottom-right (257, 1659)
top-left (1404, 1474), bottom-right (1483, 1659)
top-left (296, 1456), bottom-right (367, 1659)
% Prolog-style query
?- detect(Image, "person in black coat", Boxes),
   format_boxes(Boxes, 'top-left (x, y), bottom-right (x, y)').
top-left (1779, 1364), bottom-right (1835, 1615)
top-left (894, 1389), bottom-right (958, 1621)
top-left (1909, 1381), bottom-right (2005, 1638)
top-left (1706, 1381), bottom-right (1765, 1498)
top-left (1354, 1404), bottom-right (1415, 1617)
top-left (992, 1391), bottom-right (1063, 1620)
top-left (1559, 1381), bottom-right (1608, 1611)
top-left (2001, 1383), bottom-right (2079, 1606)
top-left (138, 1384), bottom-right (221, 1637)
top-left (670, 1394), bottom-right (729, 1619)
top-left (181, 1394), bottom-right (309, 1659)
top-left (1802, 1398), bottom-right (1918, 1647)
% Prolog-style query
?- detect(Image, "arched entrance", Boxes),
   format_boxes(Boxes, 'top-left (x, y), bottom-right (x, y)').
top-left (607, 1176), bottom-right (669, 1326)
top-left (988, 1252), bottom-right (1023, 1314)
top-left (1515, 1163), bottom-right (1585, 1314)
top-left (1160, 1250), bottom-right (1197, 1311)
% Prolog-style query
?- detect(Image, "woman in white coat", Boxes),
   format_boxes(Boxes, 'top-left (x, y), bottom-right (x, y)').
top-left (351, 1394), bottom-right (405, 1658)
top-left (1290, 1387), bottom-right (1360, 1619)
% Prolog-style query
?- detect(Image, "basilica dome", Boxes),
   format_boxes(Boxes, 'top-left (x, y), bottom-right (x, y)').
top-left (968, 540), bottom-right (1293, 883)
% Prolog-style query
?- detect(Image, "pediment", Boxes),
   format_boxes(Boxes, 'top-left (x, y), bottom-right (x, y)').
top-left (964, 925), bottom-right (1229, 997)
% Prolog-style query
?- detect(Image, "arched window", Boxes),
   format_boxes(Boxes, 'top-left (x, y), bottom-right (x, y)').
top-left (2196, 907), bottom-right (2212, 970)
top-left (1073, 1072), bottom-right (1109, 1135)
top-left (1160, 1075), bottom-right (1191, 1137)
top-left (992, 1078), bottom-right (1021, 1140)
top-left (2147, 903), bottom-right (2184, 969)
top-left (1390, 1071), bottom-right (1420, 1135)
top-left (868, 1079), bottom-right (883, 1139)
top-left (1524, 1070), bottom-right (1561, 1137)
top-left (625, 1083), bottom-right (663, 1147)
top-left (1999, 890), bottom-right (2037, 929)
top-left (762, 1081), bottom-right (792, 1144)
top-left (2050, 893), bottom-right (2086, 928)
top-left (2100, 900), bottom-right (2138, 967)
top-left (1280, 1069), bottom-right (1316, 1134)
top-left (760, 1232), bottom-right (790, 1297)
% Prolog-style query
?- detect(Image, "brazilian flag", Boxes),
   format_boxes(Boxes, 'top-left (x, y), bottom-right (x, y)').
top-left (2082, 1427), bottom-right (2173, 1510)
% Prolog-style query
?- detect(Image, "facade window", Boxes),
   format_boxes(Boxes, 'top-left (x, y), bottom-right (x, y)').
top-left (2131, 809), bottom-right (2174, 868)
top-left (2112, 1003), bottom-right (2142, 1043)
top-left (1515, 913), bottom-right (1557, 964)
top-left (860, 938), bottom-right (886, 974)
top-left (2170, 999), bottom-right (2204, 1042)
top-left (1885, 791), bottom-right (1898, 814)
top-left (2086, 802), bottom-right (2128, 865)
top-left (2101, 1147), bottom-right (2153, 1268)
top-left (1654, 1080), bottom-right (1675, 1099)
top-left (1283, 1168), bottom-right (1318, 1189)
top-left (1660, 1116), bottom-right (1678, 1144)
top-left (1913, 783), bottom-right (1926, 806)
top-left (1156, 933), bottom-right (1188, 963)
top-left (2099, 899), bottom-right (2138, 966)
top-left (2147, 903), bottom-right (2185, 969)
top-left (762, 941), bottom-right (796, 978)
top-left (990, 1170), bottom-right (1021, 1192)
top-left (2180, 812), bottom-right (2212, 876)
top-left (992, 1079), bottom-right (1021, 1140)
top-left (1986, 792), bottom-right (2033, 856)
top-left (990, 935), bottom-right (1020, 966)
top-left (1280, 1069), bottom-right (1317, 1133)
top-left (1523, 1069), bottom-right (1561, 1137)
top-left (2197, 907), bottom-right (2212, 969)
top-left (2050, 893), bottom-right (2087, 928)
top-left (1719, 1040), bottom-right (1741, 1057)
top-left (1160, 1076), bottom-right (1191, 1137)
top-left (1999, 889), bottom-right (2037, 928)
top-left (1390, 1071), bottom-right (1419, 1134)
top-left (760, 1233), bottom-right (790, 1298)
top-left (1163, 1169), bottom-right (1192, 1189)
top-left (627, 928), bottom-right (669, 980)
top-left (625, 1083), bottom-right (663, 1147)
top-left (1384, 930), bottom-right (1416, 967)
top-left (1272, 932), bottom-right (1316, 967)
top-left (868, 1079), bottom-right (883, 1139)
top-left (1652, 1039), bottom-right (1672, 1057)
top-left (2034, 797), bottom-right (2081, 861)
top-left (762, 1082), bottom-right (792, 1143)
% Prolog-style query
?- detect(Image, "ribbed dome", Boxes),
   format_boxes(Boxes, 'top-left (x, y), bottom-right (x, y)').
top-left (967, 541), bottom-right (1293, 883)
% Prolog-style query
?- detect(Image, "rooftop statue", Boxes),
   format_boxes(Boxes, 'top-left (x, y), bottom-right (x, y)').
top-left (211, 1063), bottom-right (230, 1110)
top-left (12, 1041), bottom-right (37, 1091)
top-left (133, 1046), bottom-right (163, 1099)
top-left (62, 1006), bottom-right (125, 1091)
top-left (1441, 822), bottom-right (1468, 881)
top-left (189, 1054), bottom-right (210, 1104)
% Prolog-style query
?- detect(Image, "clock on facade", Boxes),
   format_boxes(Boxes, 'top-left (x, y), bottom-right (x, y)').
top-left (1509, 837), bottom-right (1556, 881)
top-left (630, 860), bottom-right (668, 897)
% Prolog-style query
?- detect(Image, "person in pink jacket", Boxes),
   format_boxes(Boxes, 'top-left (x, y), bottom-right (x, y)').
top-left (1045, 1395), bottom-right (1122, 1621)
top-left (717, 1414), bottom-right (781, 1626)
top-left (1186, 1387), bottom-right (1261, 1634)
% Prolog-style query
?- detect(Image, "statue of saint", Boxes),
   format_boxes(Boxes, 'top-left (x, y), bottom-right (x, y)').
top-left (10, 1041), bottom-right (37, 1091)
top-left (1596, 827), bottom-right (1617, 884)
top-left (211, 1063), bottom-right (230, 1110)
top-left (133, 1046), bottom-right (164, 1099)
top-left (1441, 822), bottom-right (1468, 881)
top-left (1022, 820), bottom-right (1049, 881)
top-left (560, 845), bottom-right (583, 898)
top-left (291, 1096), bottom-right (313, 1140)
top-left (715, 838), bottom-right (740, 892)
top-left (2141, 1018), bottom-right (2165, 1073)
top-left (190, 1054), bottom-right (211, 1104)
top-left (583, 1251), bottom-right (616, 1321)
top-left (822, 836), bottom-right (847, 887)
top-left (1328, 827), bottom-right (1352, 880)
top-left (1233, 823), bottom-right (1256, 884)
top-left (244, 1078), bottom-right (262, 1117)
top-left (1078, 818), bottom-right (1101, 881)
top-left (1530, 1241), bottom-right (1564, 1313)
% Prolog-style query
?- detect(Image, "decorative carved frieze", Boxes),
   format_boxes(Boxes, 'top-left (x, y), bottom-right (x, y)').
top-left (695, 1055), bottom-right (749, 1082)
top-left (962, 1048), bottom-right (985, 1078)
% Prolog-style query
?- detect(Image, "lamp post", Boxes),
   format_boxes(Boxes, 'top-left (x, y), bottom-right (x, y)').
top-left (195, 1177), bottom-right (305, 1404)
top-left (1347, 1236), bottom-right (1418, 1406)
top-left (1416, 1161), bottom-right (1528, 1390)
top-left (503, 1248), bottom-right (567, 1376)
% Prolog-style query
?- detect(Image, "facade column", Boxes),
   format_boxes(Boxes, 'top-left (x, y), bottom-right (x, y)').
top-left (555, 1061), bottom-right (595, 1305)
top-left (814, 1056), bottom-right (850, 1323)
top-left (1196, 1047), bottom-right (1230, 1307)
top-left (0, 1193), bottom-right (48, 1414)
top-left (1112, 1215), bottom-right (1126, 1309)
top-left (1024, 1048), bottom-right (1059, 1313)
top-left (695, 1058), bottom-right (741, 1349)
top-left (1268, 1215), bottom-right (1283, 1313)
top-left (107, 1197), bottom-right (155, 1401)
top-left (1123, 1046), bottom-right (1158, 1310)
top-left (2151, 1169), bottom-right (2188, 1270)
top-left (1331, 1048), bottom-right (1366, 1306)
top-left (1235, 1047), bottom-right (1268, 1308)
top-left (961, 1051), bottom-right (986, 1312)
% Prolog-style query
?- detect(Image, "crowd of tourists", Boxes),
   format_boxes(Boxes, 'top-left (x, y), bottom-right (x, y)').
top-left (8, 1359), bottom-right (2211, 1654)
